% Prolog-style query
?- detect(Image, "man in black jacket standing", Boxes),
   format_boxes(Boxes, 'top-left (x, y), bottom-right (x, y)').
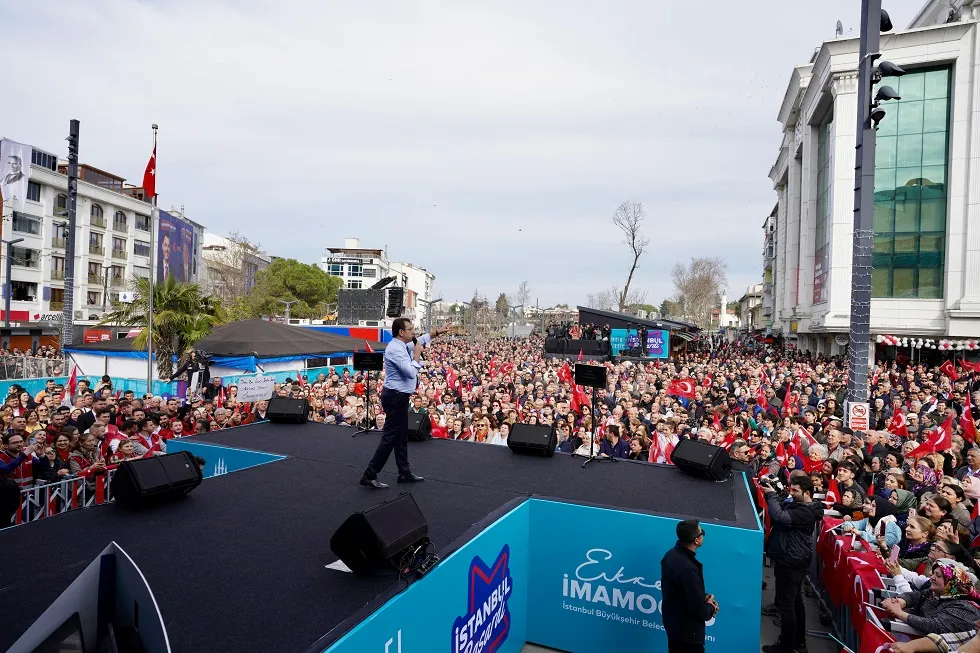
top-left (660, 519), bottom-right (718, 653)
top-left (761, 475), bottom-right (823, 653)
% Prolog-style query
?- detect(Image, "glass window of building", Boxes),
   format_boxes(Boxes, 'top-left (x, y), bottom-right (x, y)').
top-left (11, 246), bottom-right (40, 268)
top-left (813, 114), bottom-right (833, 305)
top-left (135, 214), bottom-right (151, 231)
top-left (348, 264), bottom-right (363, 277)
top-left (55, 194), bottom-right (67, 213)
top-left (113, 211), bottom-right (128, 231)
top-left (10, 281), bottom-right (37, 302)
top-left (872, 67), bottom-right (950, 298)
top-left (26, 181), bottom-right (41, 202)
top-left (86, 291), bottom-right (100, 306)
top-left (134, 265), bottom-right (150, 278)
top-left (12, 212), bottom-right (41, 235)
top-left (347, 279), bottom-right (363, 289)
top-left (327, 263), bottom-right (344, 276)
top-left (134, 240), bottom-right (150, 257)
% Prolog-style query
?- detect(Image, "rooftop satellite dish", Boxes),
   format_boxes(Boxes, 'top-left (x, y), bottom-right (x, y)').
top-left (835, 20), bottom-right (844, 37)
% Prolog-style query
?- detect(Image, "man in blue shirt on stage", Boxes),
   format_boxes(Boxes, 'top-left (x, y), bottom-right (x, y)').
top-left (360, 318), bottom-right (449, 489)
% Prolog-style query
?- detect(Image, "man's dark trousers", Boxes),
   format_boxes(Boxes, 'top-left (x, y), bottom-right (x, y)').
top-left (668, 638), bottom-right (703, 653)
top-left (364, 389), bottom-right (411, 479)
top-left (774, 561), bottom-right (808, 651)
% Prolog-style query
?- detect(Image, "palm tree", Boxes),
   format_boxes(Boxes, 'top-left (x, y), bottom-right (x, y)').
top-left (100, 277), bottom-right (228, 378)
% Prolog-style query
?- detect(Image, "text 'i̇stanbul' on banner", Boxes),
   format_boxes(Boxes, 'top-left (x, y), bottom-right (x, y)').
top-left (237, 375), bottom-right (275, 402)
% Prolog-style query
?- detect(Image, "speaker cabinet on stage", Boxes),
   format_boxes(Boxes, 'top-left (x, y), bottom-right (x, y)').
top-left (407, 412), bottom-right (431, 442)
top-left (268, 396), bottom-right (309, 424)
top-left (330, 493), bottom-right (428, 576)
top-left (386, 287), bottom-right (405, 318)
top-left (670, 438), bottom-right (732, 481)
top-left (507, 423), bottom-right (556, 457)
top-left (112, 451), bottom-right (203, 509)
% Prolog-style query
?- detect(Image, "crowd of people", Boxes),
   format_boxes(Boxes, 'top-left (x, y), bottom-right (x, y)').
top-left (5, 330), bottom-right (980, 651)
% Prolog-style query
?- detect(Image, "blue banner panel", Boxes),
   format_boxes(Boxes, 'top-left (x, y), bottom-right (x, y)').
top-left (324, 502), bottom-right (530, 653)
top-left (166, 440), bottom-right (286, 478)
top-left (609, 329), bottom-right (669, 358)
top-left (525, 499), bottom-right (762, 653)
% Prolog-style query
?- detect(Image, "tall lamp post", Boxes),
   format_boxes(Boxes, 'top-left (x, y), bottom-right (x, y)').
top-left (417, 297), bottom-right (442, 334)
top-left (845, 1), bottom-right (903, 428)
top-left (277, 299), bottom-right (299, 321)
top-left (101, 263), bottom-right (111, 312)
top-left (507, 303), bottom-right (523, 338)
top-left (459, 301), bottom-right (474, 339)
top-left (2, 237), bottom-right (24, 328)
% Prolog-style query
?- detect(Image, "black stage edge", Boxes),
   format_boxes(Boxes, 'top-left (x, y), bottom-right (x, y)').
top-left (1, 422), bottom-right (759, 653)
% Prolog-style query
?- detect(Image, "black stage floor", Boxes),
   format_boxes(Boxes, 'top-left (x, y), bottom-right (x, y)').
top-left (1, 422), bottom-right (758, 653)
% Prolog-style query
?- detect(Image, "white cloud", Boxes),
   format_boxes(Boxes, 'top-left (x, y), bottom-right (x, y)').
top-left (1, 0), bottom-right (923, 306)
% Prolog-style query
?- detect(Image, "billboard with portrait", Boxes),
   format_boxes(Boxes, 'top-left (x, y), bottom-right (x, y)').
top-left (157, 210), bottom-right (195, 283)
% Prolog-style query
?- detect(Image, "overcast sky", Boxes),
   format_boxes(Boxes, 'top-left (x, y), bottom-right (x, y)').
top-left (2, 0), bottom-right (923, 308)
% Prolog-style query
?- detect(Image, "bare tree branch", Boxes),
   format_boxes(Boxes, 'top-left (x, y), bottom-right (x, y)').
top-left (671, 256), bottom-right (728, 328)
top-left (611, 201), bottom-right (650, 312)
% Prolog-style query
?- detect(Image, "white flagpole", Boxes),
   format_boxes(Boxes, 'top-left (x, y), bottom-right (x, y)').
top-left (147, 124), bottom-right (157, 395)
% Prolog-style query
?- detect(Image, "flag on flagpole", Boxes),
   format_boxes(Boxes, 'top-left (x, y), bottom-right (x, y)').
top-left (364, 341), bottom-right (375, 353)
top-left (907, 415), bottom-right (954, 459)
top-left (887, 411), bottom-right (909, 438)
top-left (577, 349), bottom-right (584, 362)
top-left (61, 364), bottom-right (77, 408)
top-left (962, 392), bottom-right (977, 444)
top-left (667, 378), bottom-right (697, 401)
top-left (940, 360), bottom-right (960, 381)
top-left (142, 137), bottom-right (157, 198)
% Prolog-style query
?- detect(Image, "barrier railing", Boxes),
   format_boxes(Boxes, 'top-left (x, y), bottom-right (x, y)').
top-left (12, 471), bottom-right (115, 526)
top-left (0, 355), bottom-right (68, 381)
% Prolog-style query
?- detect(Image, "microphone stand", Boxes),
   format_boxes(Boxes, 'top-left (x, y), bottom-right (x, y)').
top-left (353, 370), bottom-right (376, 437)
top-left (574, 385), bottom-right (614, 468)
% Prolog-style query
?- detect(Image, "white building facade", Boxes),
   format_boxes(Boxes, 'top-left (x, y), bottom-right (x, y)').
top-left (319, 238), bottom-right (435, 323)
top-left (0, 141), bottom-right (203, 327)
top-left (769, 2), bottom-right (980, 354)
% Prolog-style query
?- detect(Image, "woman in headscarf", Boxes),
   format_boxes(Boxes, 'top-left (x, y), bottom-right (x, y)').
top-left (909, 459), bottom-right (940, 499)
top-left (881, 559), bottom-right (980, 636)
top-left (832, 487), bottom-right (864, 521)
top-left (843, 494), bottom-right (902, 550)
top-left (866, 455), bottom-right (890, 497)
top-left (890, 488), bottom-right (917, 529)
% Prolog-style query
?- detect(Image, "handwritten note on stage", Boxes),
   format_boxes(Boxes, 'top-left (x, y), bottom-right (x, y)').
top-left (237, 375), bottom-right (275, 402)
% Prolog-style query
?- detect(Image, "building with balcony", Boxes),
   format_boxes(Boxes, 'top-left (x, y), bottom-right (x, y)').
top-left (0, 137), bottom-right (204, 328)
top-left (762, 206), bottom-right (777, 330)
top-left (768, 1), bottom-right (980, 354)
top-left (738, 283), bottom-right (765, 332)
top-left (200, 232), bottom-right (272, 305)
top-left (319, 237), bottom-right (435, 324)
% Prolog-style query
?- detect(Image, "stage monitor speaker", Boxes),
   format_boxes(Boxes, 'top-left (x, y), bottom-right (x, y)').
top-left (112, 451), bottom-right (203, 509)
top-left (507, 423), bottom-right (556, 457)
top-left (574, 363), bottom-right (606, 389)
top-left (353, 351), bottom-right (384, 372)
top-left (407, 412), bottom-right (431, 442)
top-left (386, 287), bottom-right (405, 318)
top-left (268, 396), bottom-right (309, 424)
top-left (669, 438), bottom-right (732, 481)
top-left (330, 493), bottom-right (428, 576)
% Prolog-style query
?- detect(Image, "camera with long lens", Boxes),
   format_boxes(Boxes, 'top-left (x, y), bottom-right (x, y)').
top-left (758, 474), bottom-right (786, 496)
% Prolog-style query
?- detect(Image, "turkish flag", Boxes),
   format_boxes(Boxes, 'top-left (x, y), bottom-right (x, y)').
top-left (365, 341), bottom-right (375, 353)
top-left (557, 362), bottom-right (573, 386)
top-left (500, 362), bottom-right (515, 376)
top-left (702, 375), bottom-right (712, 388)
top-left (906, 414), bottom-right (954, 458)
top-left (962, 360), bottom-right (980, 373)
top-left (940, 359), bottom-right (960, 381)
top-left (775, 441), bottom-right (788, 466)
top-left (756, 385), bottom-right (770, 412)
top-left (577, 348), bottom-right (584, 362)
top-left (886, 411), bottom-right (909, 438)
top-left (667, 377), bottom-right (697, 401)
top-left (712, 410), bottom-right (722, 431)
top-left (142, 139), bottom-right (157, 198)
top-left (962, 391), bottom-right (977, 444)
top-left (825, 478), bottom-right (841, 504)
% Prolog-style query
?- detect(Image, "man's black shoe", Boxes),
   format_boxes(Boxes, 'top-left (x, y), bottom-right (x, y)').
top-left (761, 602), bottom-right (780, 616)
top-left (397, 473), bottom-right (424, 483)
top-left (360, 477), bottom-right (389, 489)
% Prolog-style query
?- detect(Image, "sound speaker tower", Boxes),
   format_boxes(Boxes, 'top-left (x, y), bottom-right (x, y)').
top-left (268, 396), bottom-right (310, 424)
top-left (669, 438), bottom-right (732, 481)
top-left (111, 451), bottom-right (203, 509)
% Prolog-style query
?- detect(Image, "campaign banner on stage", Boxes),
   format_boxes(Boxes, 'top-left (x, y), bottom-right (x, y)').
top-left (525, 499), bottom-right (762, 653)
top-left (323, 502), bottom-right (530, 653)
top-left (609, 328), bottom-right (669, 358)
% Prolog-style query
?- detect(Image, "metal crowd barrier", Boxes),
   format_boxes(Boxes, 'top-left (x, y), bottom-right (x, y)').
top-left (0, 355), bottom-right (68, 381)
top-left (11, 471), bottom-right (115, 526)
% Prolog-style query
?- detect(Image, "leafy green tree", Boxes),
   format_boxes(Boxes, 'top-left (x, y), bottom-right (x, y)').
top-left (495, 293), bottom-right (509, 316)
top-left (101, 277), bottom-right (227, 378)
top-left (249, 259), bottom-right (343, 319)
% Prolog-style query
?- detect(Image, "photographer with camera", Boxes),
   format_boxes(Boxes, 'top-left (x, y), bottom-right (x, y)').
top-left (760, 474), bottom-right (823, 653)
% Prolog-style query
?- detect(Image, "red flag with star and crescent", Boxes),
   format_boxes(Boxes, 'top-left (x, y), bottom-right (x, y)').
top-left (906, 415), bottom-right (954, 459)
top-left (940, 360), bottom-right (960, 381)
top-left (887, 411), bottom-right (909, 438)
top-left (142, 137), bottom-right (157, 199)
top-left (962, 392), bottom-right (977, 444)
top-left (667, 378), bottom-right (697, 401)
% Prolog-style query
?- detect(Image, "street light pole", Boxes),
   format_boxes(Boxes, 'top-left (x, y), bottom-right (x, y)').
top-left (277, 299), bottom-right (299, 321)
top-left (417, 297), bottom-right (442, 334)
top-left (460, 301), bottom-right (474, 340)
top-left (2, 237), bottom-right (24, 328)
top-left (101, 263), bottom-right (111, 312)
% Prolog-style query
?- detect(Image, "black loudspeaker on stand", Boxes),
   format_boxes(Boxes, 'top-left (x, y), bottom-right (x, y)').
top-left (112, 451), bottom-right (203, 510)
top-left (407, 412), bottom-right (431, 442)
top-left (670, 439), bottom-right (732, 481)
top-left (330, 493), bottom-right (437, 577)
top-left (572, 363), bottom-right (610, 468)
top-left (268, 396), bottom-right (309, 424)
top-left (508, 423), bottom-right (556, 456)
top-left (352, 352), bottom-right (384, 437)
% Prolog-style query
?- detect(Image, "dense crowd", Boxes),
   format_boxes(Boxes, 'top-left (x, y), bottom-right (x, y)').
top-left (5, 331), bottom-right (980, 651)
